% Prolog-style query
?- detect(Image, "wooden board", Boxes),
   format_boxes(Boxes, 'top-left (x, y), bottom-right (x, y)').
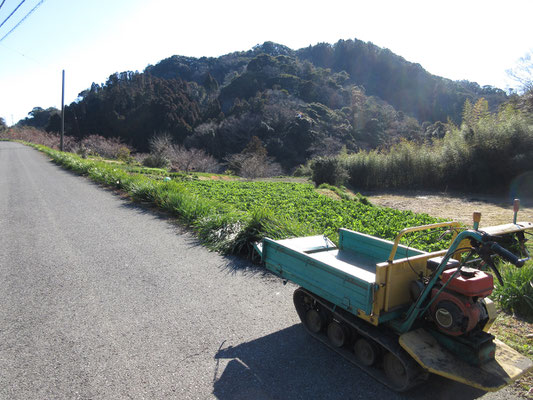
top-left (482, 221), bottom-right (533, 235)
top-left (399, 329), bottom-right (533, 391)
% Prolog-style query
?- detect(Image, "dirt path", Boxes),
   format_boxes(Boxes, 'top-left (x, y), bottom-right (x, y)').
top-left (367, 191), bottom-right (533, 227)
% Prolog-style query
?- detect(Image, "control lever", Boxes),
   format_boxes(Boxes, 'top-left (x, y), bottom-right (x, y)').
top-left (478, 251), bottom-right (504, 285)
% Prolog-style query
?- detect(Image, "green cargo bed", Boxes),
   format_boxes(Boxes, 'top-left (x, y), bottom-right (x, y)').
top-left (255, 229), bottom-right (425, 315)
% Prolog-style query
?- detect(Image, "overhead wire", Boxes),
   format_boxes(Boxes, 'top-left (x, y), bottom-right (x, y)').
top-left (0, 41), bottom-right (42, 64)
top-left (0, 0), bottom-right (26, 30)
top-left (0, 0), bottom-right (45, 43)
top-left (0, 0), bottom-right (7, 11)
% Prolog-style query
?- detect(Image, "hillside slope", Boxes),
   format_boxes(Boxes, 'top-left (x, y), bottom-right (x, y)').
top-left (27, 40), bottom-right (509, 170)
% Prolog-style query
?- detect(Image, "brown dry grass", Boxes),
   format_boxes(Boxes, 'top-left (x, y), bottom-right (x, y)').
top-left (367, 191), bottom-right (533, 227)
top-left (316, 188), bottom-right (342, 200)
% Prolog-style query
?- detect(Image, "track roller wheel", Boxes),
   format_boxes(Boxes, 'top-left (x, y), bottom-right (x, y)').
top-left (353, 337), bottom-right (380, 366)
top-left (327, 321), bottom-right (348, 347)
top-left (383, 351), bottom-right (409, 390)
top-left (305, 309), bottom-right (325, 333)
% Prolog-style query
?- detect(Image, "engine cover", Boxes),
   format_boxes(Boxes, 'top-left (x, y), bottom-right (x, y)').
top-left (430, 289), bottom-right (486, 336)
top-left (440, 267), bottom-right (493, 297)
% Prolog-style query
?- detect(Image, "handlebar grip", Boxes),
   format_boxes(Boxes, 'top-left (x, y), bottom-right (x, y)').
top-left (489, 243), bottom-right (525, 267)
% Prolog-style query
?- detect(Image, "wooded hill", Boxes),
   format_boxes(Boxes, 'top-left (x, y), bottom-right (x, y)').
top-left (21, 39), bottom-right (508, 170)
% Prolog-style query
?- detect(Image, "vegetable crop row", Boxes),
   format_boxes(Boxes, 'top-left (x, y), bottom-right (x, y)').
top-left (32, 144), bottom-right (448, 255)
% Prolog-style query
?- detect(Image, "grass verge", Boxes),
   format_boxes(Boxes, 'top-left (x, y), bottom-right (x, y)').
top-left (33, 144), bottom-right (311, 255)
top-left (490, 312), bottom-right (533, 398)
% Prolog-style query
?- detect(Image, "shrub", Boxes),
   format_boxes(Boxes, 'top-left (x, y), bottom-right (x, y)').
top-left (311, 156), bottom-right (348, 186)
top-left (4, 128), bottom-right (136, 159)
top-left (142, 153), bottom-right (170, 169)
top-left (225, 136), bottom-right (282, 179)
top-left (168, 146), bottom-right (221, 173)
top-left (3, 126), bottom-right (60, 148)
top-left (293, 163), bottom-right (312, 177)
top-left (225, 152), bottom-right (282, 179)
top-left (147, 133), bottom-right (221, 173)
top-left (492, 262), bottom-right (533, 318)
top-left (148, 133), bottom-right (174, 156)
top-left (340, 103), bottom-right (533, 192)
top-left (79, 135), bottom-right (132, 159)
top-left (116, 146), bottom-right (133, 163)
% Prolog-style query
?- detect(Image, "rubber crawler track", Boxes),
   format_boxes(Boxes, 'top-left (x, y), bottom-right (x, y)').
top-left (293, 287), bottom-right (428, 392)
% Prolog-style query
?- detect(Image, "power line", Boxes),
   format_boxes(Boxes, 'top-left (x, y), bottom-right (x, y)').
top-left (0, 42), bottom-right (42, 65)
top-left (0, 0), bottom-right (27, 30)
top-left (0, 0), bottom-right (7, 11)
top-left (0, 0), bottom-right (45, 43)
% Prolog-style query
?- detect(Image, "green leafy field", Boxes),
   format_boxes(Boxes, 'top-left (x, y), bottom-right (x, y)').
top-left (32, 144), bottom-right (450, 255)
top-left (177, 180), bottom-right (446, 251)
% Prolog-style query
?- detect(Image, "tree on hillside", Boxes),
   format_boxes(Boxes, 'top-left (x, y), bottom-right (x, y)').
top-left (143, 133), bottom-right (220, 172)
top-left (297, 39), bottom-right (507, 124)
top-left (0, 117), bottom-right (7, 132)
top-left (462, 98), bottom-right (489, 132)
top-left (226, 136), bottom-right (282, 178)
top-left (507, 50), bottom-right (533, 114)
top-left (507, 50), bottom-right (533, 94)
top-left (65, 73), bottom-right (203, 151)
top-left (17, 107), bottom-right (60, 130)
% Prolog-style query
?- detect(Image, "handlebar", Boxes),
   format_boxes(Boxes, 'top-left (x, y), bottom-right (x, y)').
top-left (479, 233), bottom-right (529, 267)
top-left (489, 242), bottom-right (526, 267)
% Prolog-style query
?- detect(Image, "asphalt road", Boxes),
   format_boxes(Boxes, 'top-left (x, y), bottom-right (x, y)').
top-left (0, 142), bottom-right (520, 399)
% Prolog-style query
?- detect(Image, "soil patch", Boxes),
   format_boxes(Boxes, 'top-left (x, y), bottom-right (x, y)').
top-left (366, 190), bottom-right (533, 227)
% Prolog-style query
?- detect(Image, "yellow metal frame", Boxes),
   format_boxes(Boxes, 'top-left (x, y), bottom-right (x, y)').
top-left (482, 298), bottom-right (497, 332)
top-left (377, 250), bottom-right (447, 313)
top-left (387, 221), bottom-right (461, 262)
top-left (367, 222), bottom-right (462, 314)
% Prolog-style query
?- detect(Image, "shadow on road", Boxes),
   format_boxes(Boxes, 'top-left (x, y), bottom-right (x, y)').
top-left (217, 256), bottom-right (273, 279)
top-left (212, 324), bottom-right (488, 400)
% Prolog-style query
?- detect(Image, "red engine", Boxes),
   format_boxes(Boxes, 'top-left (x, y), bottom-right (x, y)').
top-left (430, 267), bottom-right (493, 336)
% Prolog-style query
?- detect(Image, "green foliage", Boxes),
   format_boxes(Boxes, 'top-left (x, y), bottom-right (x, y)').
top-left (492, 262), bottom-right (533, 318)
top-left (336, 103), bottom-right (533, 192)
top-left (63, 73), bottom-right (202, 152)
top-left (116, 146), bottom-right (133, 162)
top-left (0, 117), bottom-right (7, 132)
top-left (16, 107), bottom-right (60, 131)
top-left (311, 157), bottom-right (348, 186)
top-left (292, 163), bottom-right (312, 177)
top-left (142, 153), bottom-right (170, 169)
top-left (175, 179), bottom-right (444, 251)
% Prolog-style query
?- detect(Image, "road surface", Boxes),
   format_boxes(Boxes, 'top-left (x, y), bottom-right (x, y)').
top-left (0, 142), bottom-right (521, 399)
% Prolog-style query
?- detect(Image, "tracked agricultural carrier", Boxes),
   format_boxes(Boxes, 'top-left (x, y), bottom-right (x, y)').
top-left (254, 200), bottom-right (533, 391)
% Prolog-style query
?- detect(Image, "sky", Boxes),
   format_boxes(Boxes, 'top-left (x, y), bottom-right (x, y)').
top-left (0, 0), bottom-right (532, 125)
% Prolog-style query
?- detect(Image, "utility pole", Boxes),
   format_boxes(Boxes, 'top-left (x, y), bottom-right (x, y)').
top-left (60, 69), bottom-right (65, 151)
